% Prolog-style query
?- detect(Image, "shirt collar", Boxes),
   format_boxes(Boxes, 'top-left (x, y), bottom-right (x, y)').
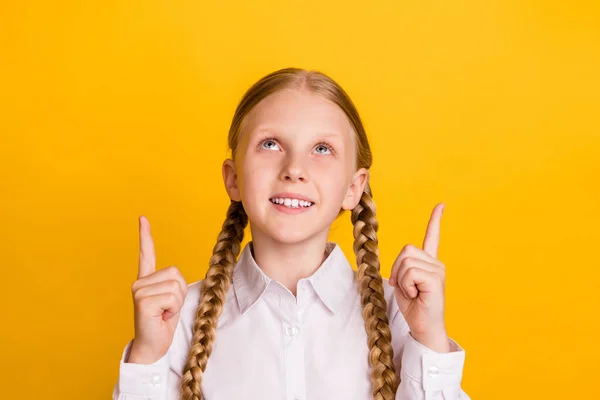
top-left (232, 241), bottom-right (356, 315)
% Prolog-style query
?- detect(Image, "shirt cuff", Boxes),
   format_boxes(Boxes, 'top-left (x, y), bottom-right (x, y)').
top-left (117, 339), bottom-right (170, 399)
top-left (401, 332), bottom-right (466, 392)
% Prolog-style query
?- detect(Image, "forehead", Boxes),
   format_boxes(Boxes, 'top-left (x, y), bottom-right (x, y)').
top-left (240, 88), bottom-right (354, 141)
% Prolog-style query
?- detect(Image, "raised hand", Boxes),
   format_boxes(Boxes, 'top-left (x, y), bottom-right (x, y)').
top-left (389, 203), bottom-right (450, 353)
top-left (128, 216), bottom-right (189, 364)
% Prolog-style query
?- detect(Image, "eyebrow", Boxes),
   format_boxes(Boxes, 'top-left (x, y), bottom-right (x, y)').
top-left (253, 127), bottom-right (344, 140)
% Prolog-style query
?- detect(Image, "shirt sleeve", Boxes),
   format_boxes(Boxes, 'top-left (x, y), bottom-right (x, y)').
top-left (112, 339), bottom-right (177, 400)
top-left (395, 332), bottom-right (471, 400)
top-left (390, 308), bottom-right (471, 400)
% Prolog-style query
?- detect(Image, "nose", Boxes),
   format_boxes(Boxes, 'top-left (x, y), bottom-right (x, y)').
top-left (280, 155), bottom-right (307, 182)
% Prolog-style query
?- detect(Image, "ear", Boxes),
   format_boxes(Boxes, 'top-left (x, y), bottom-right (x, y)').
top-left (342, 168), bottom-right (369, 210)
top-left (222, 159), bottom-right (242, 201)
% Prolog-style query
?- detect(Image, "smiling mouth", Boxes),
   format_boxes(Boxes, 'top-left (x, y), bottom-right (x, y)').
top-left (269, 198), bottom-right (314, 209)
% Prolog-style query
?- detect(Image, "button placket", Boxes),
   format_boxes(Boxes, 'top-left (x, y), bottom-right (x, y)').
top-left (151, 373), bottom-right (161, 387)
top-left (295, 281), bottom-right (315, 321)
top-left (280, 291), bottom-right (306, 400)
top-left (285, 325), bottom-right (299, 336)
top-left (428, 365), bottom-right (440, 378)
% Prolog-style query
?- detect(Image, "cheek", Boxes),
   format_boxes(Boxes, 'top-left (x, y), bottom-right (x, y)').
top-left (310, 157), bottom-right (344, 176)
top-left (238, 160), bottom-right (275, 199)
top-left (311, 163), bottom-right (350, 202)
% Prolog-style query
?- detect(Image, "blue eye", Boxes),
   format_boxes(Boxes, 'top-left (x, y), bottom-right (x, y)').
top-left (260, 138), bottom-right (280, 151)
top-left (257, 137), bottom-right (335, 155)
top-left (315, 144), bottom-right (332, 155)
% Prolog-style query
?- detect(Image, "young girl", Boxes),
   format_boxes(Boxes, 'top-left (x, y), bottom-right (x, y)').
top-left (112, 68), bottom-right (470, 400)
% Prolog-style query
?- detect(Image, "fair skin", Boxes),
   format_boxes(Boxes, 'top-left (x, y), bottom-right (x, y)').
top-left (222, 88), bottom-right (451, 353)
top-left (127, 88), bottom-right (368, 365)
top-left (127, 87), bottom-right (450, 366)
top-left (390, 203), bottom-right (451, 353)
top-left (222, 88), bottom-right (368, 295)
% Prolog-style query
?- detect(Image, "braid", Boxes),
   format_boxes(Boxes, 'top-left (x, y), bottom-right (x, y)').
top-left (351, 184), bottom-right (398, 399)
top-left (180, 200), bottom-right (248, 400)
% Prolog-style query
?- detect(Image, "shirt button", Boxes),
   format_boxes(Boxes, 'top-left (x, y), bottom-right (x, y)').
top-left (285, 326), bottom-right (299, 336)
top-left (428, 366), bottom-right (439, 377)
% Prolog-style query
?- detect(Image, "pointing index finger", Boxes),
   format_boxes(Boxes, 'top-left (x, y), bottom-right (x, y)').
top-left (138, 215), bottom-right (156, 279)
top-left (422, 203), bottom-right (444, 259)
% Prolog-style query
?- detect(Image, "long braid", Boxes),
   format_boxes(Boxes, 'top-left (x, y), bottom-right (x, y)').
top-left (180, 200), bottom-right (248, 400)
top-left (351, 184), bottom-right (398, 399)
top-left (176, 67), bottom-right (395, 398)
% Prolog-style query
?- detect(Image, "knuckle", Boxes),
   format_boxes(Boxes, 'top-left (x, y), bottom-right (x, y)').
top-left (167, 279), bottom-right (180, 292)
top-left (401, 277), bottom-right (412, 291)
top-left (133, 286), bottom-right (147, 302)
top-left (166, 265), bottom-right (179, 275)
top-left (132, 281), bottom-right (143, 297)
top-left (166, 292), bottom-right (177, 304)
top-left (398, 270), bottom-right (409, 286)
top-left (438, 270), bottom-right (446, 282)
top-left (437, 270), bottom-right (446, 283)
top-left (400, 256), bottom-right (413, 267)
top-left (404, 244), bottom-right (417, 253)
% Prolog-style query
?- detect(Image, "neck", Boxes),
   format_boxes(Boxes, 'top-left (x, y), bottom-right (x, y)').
top-left (249, 226), bottom-right (330, 296)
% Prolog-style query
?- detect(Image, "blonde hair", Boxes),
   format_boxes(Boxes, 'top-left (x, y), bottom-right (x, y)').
top-left (180, 68), bottom-right (398, 399)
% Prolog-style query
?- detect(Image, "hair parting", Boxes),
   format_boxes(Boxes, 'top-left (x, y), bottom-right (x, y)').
top-left (180, 68), bottom-right (399, 399)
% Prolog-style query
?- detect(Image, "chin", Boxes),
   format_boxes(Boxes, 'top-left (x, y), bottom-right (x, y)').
top-left (266, 225), bottom-right (316, 245)
top-left (247, 204), bottom-right (336, 245)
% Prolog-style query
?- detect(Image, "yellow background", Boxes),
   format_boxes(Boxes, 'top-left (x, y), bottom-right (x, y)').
top-left (1, 1), bottom-right (599, 398)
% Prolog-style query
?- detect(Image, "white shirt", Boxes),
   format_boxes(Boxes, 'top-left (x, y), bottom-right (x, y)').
top-left (113, 241), bottom-right (470, 400)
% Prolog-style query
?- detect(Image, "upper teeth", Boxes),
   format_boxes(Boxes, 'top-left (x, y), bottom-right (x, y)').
top-left (270, 198), bottom-right (313, 208)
